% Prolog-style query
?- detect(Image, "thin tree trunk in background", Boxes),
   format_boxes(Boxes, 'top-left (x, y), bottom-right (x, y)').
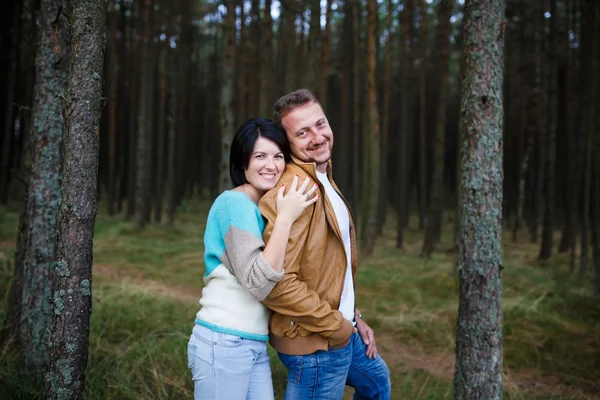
top-left (360, 0), bottom-right (381, 256)
top-left (376, 0), bottom-right (393, 235)
top-left (422, 0), bottom-right (453, 257)
top-left (418, 0), bottom-right (428, 231)
top-left (166, 53), bottom-right (179, 226)
top-left (106, 0), bottom-right (118, 216)
top-left (175, 0), bottom-right (192, 207)
top-left (18, 0), bottom-right (70, 385)
top-left (593, 4), bottom-right (600, 295)
top-left (248, 0), bottom-right (260, 117)
top-left (0, 3), bottom-right (20, 204)
top-left (282, 1), bottom-right (297, 94)
top-left (319, 0), bottom-right (332, 108)
top-left (397, 0), bottom-right (413, 249)
top-left (559, 0), bottom-right (575, 252)
top-left (513, 137), bottom-right (532, 241)
top-left (259, 0), bottom-right (273, 118)
top-left (335, 0), bottom-right (353, 195)
top-left (308, 0), bottom-right (321, 92)
top-left (126, 0), bottom-right (139, 218)
top-left (351, 0), bottom-right (361, 211)
top-left (454, 0), bottom-right (505, 398)
top-left (297, 13), bottom-right (308, 89)
top-left (577, 0), bottom-right (597, 276)
top-left (539, 0), bottom-right (558, 261)
top-left (154, 1), bottom-right (171, 223)
top-left (220, 0), bottom-right (235, 192)
top-left (530, 3), bottom-right (546, 243)
top-left (134, 0), bottom-right (154, 230)
top-left (45, 0), bottom-right (106, 397)
top-left (236, 1), bottom-right (246, 125)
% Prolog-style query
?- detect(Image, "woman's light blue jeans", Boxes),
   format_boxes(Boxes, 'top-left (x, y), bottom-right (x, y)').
top-left (187, 324), bottom-right (274, 400)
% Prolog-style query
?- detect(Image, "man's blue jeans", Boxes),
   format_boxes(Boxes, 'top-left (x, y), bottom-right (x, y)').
top-left (277, 332), bottom-right (391, 399)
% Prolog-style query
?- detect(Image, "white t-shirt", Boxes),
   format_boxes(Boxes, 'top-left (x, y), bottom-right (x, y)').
top-left (316, 171), bottom-right (355, 325)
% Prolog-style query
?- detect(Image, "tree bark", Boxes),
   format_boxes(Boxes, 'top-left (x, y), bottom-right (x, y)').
top-left (421, 0), bottom-right (453, 257)
top-left (154, 2), bottom-right (171, 224)
top-left (319, 0), bottom-right (333, 108)
top-left (577, 0), bottom-right (597, 276)
top-left (17, 0), bottom-right (71, 385)
top-left (396, 0), bottom-right (414, 249)
top-left (258, 0), bottom-right (273, 118)
top-left (106, 0), bottom-right (118, 216)
top-left (236, 0), bottom-right (246, 125)
top-left (558, 0), bottom-right (575, 253)
top-left (418, 0), bottom-right (428, 231)
top-left (44, 0), bottom-right (106, 397)
top-left (134, 0), bottom-right (154, 229)
top-left (219, 0), bottom-right (235, 193)
top-left (454, 0), bottom-right (505, 398)
top-left (360, 0), bottom-right (381, 256)
top-left (539, 0), bottom-right (559, 261)
top-left (308, 0), bottom-right (321, 92)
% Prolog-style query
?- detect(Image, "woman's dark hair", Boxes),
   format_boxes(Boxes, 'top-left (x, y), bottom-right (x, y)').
top-left (230, 118), bottom-right (291, 187)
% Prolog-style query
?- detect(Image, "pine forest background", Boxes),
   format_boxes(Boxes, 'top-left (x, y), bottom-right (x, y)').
top-left (0, 0), bottom-right (600, 398)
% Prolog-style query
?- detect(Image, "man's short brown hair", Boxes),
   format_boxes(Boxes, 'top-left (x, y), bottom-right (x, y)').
top-left (273, 89), bottom-right (322, 127)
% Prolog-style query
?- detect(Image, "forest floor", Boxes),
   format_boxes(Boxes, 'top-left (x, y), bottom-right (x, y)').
top-left (1, 201), bottom-right (599, 399)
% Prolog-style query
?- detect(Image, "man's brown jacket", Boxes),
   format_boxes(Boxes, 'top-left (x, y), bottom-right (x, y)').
top-left (258, 156), bottom-right (357, 355)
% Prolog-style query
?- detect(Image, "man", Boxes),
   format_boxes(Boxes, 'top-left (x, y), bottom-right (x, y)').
top-left (258, 89), bottom-right (391, 399)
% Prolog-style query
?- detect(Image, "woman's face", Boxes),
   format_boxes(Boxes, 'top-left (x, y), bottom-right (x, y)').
top-left (245, 136), bottom-right (285, 194)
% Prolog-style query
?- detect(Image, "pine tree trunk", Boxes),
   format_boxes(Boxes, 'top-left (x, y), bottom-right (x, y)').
top-left (360, 0), bottom-right (381, 256)
top-left (166, 53), bottom-right (179, 226)
top-left (248, 0), bottom-right (261, 117)
top-left (134, 0), bottom-right (154, 230)
top-left (281, 1), bottom-right (297, 95)
top-left (454, 0), bottom-right (505, 398)
top-left (319, 0), bottom-right (332, 107)
top-left (154, 2), bottom-right (171, 224)
top-left (577, 0), bottom-right (597, 276)
top-left (376, 0), bottom-right (393, 235)
top-left (219, 1), bottom-right (235, 193)
top-left (351, 0), bottom-right (361, 211)
top-left (418, 0), bottom-right (428, 231)
top-left (308, 0), bottom-right (321, 92)
top-left (45, 0), bottom-right (106, 397)
top-left (559, 0), bottom-right (575, 253)
top-left (126, 0), bottom-right (139, 218)
top-left (236, 0), bottom-right (246, 125)
top-left (18, 0), bottom-right (70, 385)
top-left (106, 0), bottom-right (118, 216)
top-left (422, 0), bottom-right (453, 257)
top-left (593, 4), bottom-right (600, 295)
top-left (539, 0), bottom-right (559, 261)
top-left (396, 0), bottom-right (414, 249)
top-left (258, 0), bottom-right (273, 118)
top-left (529, 2), bottom-right (546, 243)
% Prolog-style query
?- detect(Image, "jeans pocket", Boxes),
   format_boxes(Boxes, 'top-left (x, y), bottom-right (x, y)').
top-left (278, 353), bottom-right (303, 385)
top-left (187, 343), bottom-right (197, 369)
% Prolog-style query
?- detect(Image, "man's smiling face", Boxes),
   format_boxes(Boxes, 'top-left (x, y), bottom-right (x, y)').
top-left (281, 101), bottom-right (334, 174)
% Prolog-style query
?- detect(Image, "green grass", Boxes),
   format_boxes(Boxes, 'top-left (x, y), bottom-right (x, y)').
top-left (1, 202), bottom-right (599, 399)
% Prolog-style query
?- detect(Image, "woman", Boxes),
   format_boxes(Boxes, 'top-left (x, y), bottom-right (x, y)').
top-left (187, 118), bottom-right (318, 399)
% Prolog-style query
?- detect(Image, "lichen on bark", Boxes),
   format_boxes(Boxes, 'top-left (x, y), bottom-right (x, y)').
top-left (454, 0), bottom-right (505, 399)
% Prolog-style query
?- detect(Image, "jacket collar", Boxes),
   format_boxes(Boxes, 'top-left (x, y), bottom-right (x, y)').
top-left (289, 155), bottom-right (333, 180)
